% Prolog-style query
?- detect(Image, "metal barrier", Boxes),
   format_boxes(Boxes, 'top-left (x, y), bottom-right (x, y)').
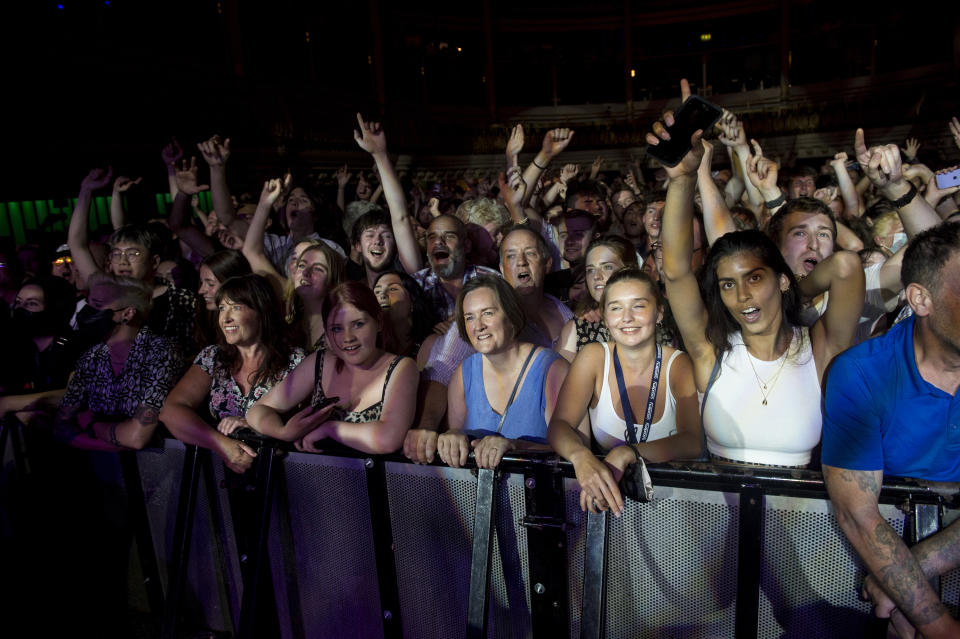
top-left (3, 431), bottom-right (959, 638)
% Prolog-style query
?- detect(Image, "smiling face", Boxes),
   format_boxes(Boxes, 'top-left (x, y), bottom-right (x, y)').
top-left (716, 252), bottom-right (790, 337)
top-left (295, 247), bottom-right (331, 299)
top-left (218, 297), bottom-right (261, 347)
top-left (374, 273), bottom-right (412, 322)
top-left (776, 210), bottom-right (836, 276)
top-left (198, 265), bottom-right (220, 311)
top-left (584, 245), bottom-right (625, 303)
top-left (326, 302), bottom-right (381, 365)
top-left (426, 217), bottom-right (466, 279)
top-left (559, 216), bottom-right (594, 264)
top-left (500, 229), bottom-right (551, 296)
top-left (462, 286), bottom-right (513, 354)
top-left (285, 187), bottom-right (316, 235)
top-left (356, 224), bottom-right (397, 274)
top-left (602, 279), bottom-right (662, 348)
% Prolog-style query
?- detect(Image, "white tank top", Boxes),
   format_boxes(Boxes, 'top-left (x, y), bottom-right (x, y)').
top-left (589, 342), bottom-right (681, 452)
top-left (701, 327), bottom-right (821, 467)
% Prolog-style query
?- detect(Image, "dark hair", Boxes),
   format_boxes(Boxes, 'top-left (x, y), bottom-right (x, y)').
top-left (562, 208), bottom-right (597, 229)
top-left (815, 173), bottom-right (838, 190)
top-left (766, 197), bottom-right (838, 248)
top-left (374, 270), bottom-right (440, 351)
top-left (700, 230), bottom-right (800, 362)
top-left (585, 234), bottom-right (639, 269)
top-left (565, 180), bottom-right (603, 211)
top-left (455, 275), bottom-right (526, 346)
top-left (901, 221), bottom-right (960, 293)
top-left (350, 209), bottom-right (393, 246)
top-left (599, 266), bottom-right (663, 313)
top-left (22, 276), bottom-right (77, 331)
top-left (196, 250), bottom-right (253, 347)
top-left (213, 274), bottom-right (297, 389)
top-left (322, 281), bottom-right (390, 370)
top-left (786, 165), bottom-right (818, 180)
top-left (108, 224), bottom-right (158, 256)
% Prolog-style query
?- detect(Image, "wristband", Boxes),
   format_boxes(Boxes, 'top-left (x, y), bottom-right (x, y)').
top-left (888, 183), bottom-right (918, 209)
top-left (764, 193), bottom-right (786, 209)
top-left (532, 158), bottom-right (547, 170)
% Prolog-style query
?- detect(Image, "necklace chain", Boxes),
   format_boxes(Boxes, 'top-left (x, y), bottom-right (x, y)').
top-left (746, 347), bottom-right (789, 406)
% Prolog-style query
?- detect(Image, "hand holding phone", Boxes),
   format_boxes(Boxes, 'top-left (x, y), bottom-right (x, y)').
top-left (646, 94), bottom-right (723, 168)
top-left (313, 395), bottom-right (340, 413)
top-left (935, 167), bottom-right (960, 190)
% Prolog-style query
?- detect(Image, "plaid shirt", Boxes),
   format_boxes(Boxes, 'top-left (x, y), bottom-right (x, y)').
top-left (412, 264), bottom-right (500, 320)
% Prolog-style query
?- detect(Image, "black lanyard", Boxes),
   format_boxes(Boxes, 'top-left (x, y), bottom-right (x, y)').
top-left (612, 343), bottom-right (662, 444)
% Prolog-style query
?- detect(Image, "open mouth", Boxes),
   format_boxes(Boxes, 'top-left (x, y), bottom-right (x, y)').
top-left (431, 249), bottom-right (450, 262)
top-left (741, 306), bottom-right (760, 323)
top-left (369, 248), bottom-right (385, 258)
top-left (515, 270), bottom-right (532, 284)
top-left (802, 258), bottom-right (818, 273)
top-left (342, 344), bottom-right (361, 353)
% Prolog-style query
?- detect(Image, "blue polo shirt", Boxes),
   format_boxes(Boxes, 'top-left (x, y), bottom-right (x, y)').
top-left (822, 315), bottom-right (960, 481)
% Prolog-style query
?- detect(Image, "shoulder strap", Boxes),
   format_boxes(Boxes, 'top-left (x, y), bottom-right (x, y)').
top-left (698, 356), bottom-right (722, 461)
top-left (379, 355), bottom-right (407, 403)
top-left (496, 346), bottom-right (539, 434)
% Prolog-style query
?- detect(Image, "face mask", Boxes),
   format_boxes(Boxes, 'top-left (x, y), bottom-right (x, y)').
top-left (889, 232), bottom-right (908, 254)
top-left (76, 305), bottom-right (118, 342)
top-left (11, 307), bottom-right (56, 337)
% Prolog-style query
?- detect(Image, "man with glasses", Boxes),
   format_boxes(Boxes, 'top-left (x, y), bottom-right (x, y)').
top-left (68, 168), bottom-right (197, 350)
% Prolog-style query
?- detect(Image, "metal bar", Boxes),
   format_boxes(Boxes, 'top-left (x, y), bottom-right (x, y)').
top-left (272, 457), bottom-right (305, 639)
top-left (580, 510), bottom-right (608, 639)
top-left (365, 457), bottom-right (403, 638)
top-left (238, 444), bottom-right (279, 639)
top-left (913, 502), bottom-right (942, 596)
top-left (525, 466), bottom-right (569, 636)
top-left (119, 452), bottom-right (165, 615)
top-left (160, 444), bottom-right (203, 639)
top-left (201, 450), bottom-right (241, 634)
top-left (466, 467), bottom-right (497, 639)
top-left (735, 485), bottom-right (763, 639)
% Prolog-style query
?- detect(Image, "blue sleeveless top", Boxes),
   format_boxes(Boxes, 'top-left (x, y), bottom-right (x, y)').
top-left (462, 347), bottom-right (561, 443)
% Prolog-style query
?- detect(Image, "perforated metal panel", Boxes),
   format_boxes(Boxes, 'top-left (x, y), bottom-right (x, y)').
top-left (941, 507), bottom-right (960, 618)
top-left (384, 463), bottom-right (532, 639)
top-left (757, 495), bottom-right (905, 637)
top-left (136, 442), bottom-right (239, 633)
top-left (270, 452), bottom-right (382, 639)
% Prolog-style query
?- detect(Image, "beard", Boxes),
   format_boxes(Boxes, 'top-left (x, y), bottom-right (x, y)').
top-left (430, 245), bottom-right (466, 279)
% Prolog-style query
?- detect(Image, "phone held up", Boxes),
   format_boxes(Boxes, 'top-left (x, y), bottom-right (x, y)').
top-left (646, 95), bottom-right (723, 168)
top-left (935, 167), bottom-right (960, 190)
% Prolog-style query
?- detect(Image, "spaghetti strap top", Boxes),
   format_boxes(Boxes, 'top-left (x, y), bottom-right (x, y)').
top-left (311, 349), bottom-right (406, 423)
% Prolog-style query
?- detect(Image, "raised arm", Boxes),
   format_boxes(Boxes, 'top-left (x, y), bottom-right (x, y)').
top-left (334, 164), bottom-right (352, 213)
top-left (696, 139), bottom-right (737, 245)
top-left (823, 465), bottom-right (960, 638)
top-left (197, 135), bottom-right (238, 231)
top-left (718, 110), bottom-right (764, 208)
top-left (829, 152), bottom-right (864, 218)
top-left (744, 140), bottom-right (784, 223)
top-left (522, 128), bottom-right (574, 207)
top-left (169, 158), bottom-right (216, 258)
top-left (800, 250), bottom-right (865, 372)
top-left (242, 176), bottom-right (288, 289)
top-left (161, 139), bottom-right (184, 200)
top-left (110, 176), bottom-right (141, 230)
top-left (69, 167), bottom-right (113, 288)
top-left (354, 113), bottom-right (422, 273)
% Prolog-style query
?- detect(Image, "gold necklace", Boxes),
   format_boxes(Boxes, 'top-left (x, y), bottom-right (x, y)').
top-left (745, 347), bottom-right (789, 406)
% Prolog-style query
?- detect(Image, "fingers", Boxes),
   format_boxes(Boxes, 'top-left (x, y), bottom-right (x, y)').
top-left (422, 432), bottom-right (437, 464)
top-left (854, 128), bottom-right (868, 161)
top-left (239, 442), bottom-right (258, 458)
top-left (750, 139), bottom-right (763, 160)
top-left (679, 78), bottom-right (691, 103)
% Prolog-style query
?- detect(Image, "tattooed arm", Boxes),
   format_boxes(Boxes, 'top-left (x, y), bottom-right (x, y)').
top-left (823, 465), bottom-right (960, 637)
top-left (63, 403), bottom-right (162, 451)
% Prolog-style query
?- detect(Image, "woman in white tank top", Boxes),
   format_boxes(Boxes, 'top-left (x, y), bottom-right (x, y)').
top-left (548, 268), bottom-right (701, 516)
top-left (652, 128), bottom-right (865, 469)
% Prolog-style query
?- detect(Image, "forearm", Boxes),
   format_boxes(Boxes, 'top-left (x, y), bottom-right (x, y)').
top-left (635, 430), bottom-right (701, 463)
top-left (169, 193), bottom-right (215, 258)
top-left (320, 420), bottom-right (407, 454)
top-left (698, 171), bottom-right (737, 245)
top-left (734, 146), bottom-right (764, 207)
top-left (834, 165), bottom-right (863, 218)
top-left (885, 181), bottom-right (941, 237)
top-left (912, 518), bottom-right (960, 580)
top-left (209, 167), bottom-right (235, 227)
top-left (542, 182), bottom-right (563, 209)
top-left (68, 188), bottom-right (100, 287)
top-left (547, 419), bottom-right (592, 463)
top-left (245, 404), bottom-right (291, 440)
top-left (167, 166), bottom-right (178, 200)
top-left (836, 222), bottom-right (864, 252)
top-left (372, 150), bottom-right (422, 272)
top-left (161, 403), bottom-right (228, 454)
top-left (798, 250), bottom-right (862, 299)
top-left (0, 388), bottom-right (67, 415)
top-left (521, 153), bottom-right (551, 207)
top-left (414, 379), bottom-right (447, 431)
top-left (110, 189), bottom-right (125, 229)
top-left (661, 175), bottom-right (697, 279)
top-left (336, 185), bottom-right (346, 213)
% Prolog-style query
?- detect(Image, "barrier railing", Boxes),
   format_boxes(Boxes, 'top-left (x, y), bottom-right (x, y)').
top-left (2, 424), bottom-right (958, 639)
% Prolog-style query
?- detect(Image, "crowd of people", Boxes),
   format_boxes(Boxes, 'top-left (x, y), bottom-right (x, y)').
top-left (2, 85), bottom-right (960, 635)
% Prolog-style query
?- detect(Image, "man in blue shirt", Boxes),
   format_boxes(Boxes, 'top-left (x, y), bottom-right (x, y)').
top-left (823, 221), bottom-right (960, 638)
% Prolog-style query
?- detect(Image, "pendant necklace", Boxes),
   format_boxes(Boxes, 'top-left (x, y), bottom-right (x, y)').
top-left (746, 347), bottom-right (789, 406)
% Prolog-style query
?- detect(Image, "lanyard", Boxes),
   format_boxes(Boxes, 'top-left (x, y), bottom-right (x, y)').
top-left (613, 343), bottom-right (662, 444)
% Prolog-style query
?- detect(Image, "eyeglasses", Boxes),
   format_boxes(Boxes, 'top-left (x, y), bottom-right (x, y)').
top-left (109, 248), bottom-right (144, 262)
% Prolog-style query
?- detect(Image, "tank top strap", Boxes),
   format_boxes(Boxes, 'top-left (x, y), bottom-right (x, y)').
top-left (379, 355), bottom-right (407, 404)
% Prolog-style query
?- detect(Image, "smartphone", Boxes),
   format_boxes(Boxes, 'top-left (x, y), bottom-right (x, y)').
top-left (313, 395), bottom-right (340, 412)
top-left (935, 167), bottom-right (960, 190)
top-left (645, 95), bottom-right (723, 168)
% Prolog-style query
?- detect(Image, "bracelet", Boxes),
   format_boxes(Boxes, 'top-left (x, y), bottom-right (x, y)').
top-left (764, 193), bottom-right (786, 209)
top-left (532, 158), bottom-right (547, 170)
top-left (888, 183), bottom-right (918, 209)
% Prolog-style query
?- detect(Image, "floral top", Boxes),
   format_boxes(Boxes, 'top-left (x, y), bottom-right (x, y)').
top-left (194, 345), bottom-right (306, 419)
top-left (575, 318), bottom-right (610, 352)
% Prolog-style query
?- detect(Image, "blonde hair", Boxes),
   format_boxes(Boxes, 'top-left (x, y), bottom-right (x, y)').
top-left (456, 198), bottom-right (510, 229)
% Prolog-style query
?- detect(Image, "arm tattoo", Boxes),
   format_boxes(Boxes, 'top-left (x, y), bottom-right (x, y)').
top-left (871, 521), bottom-right (947, 626)
top-left (837, 468), bottom-right (881, 498)
top-left (134, 404), bottom-right (159, 428)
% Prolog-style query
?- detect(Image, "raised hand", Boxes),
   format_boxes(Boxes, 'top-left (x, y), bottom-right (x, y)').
top-left (829, 151), bottom-right (849, 170)
top-left (924, 166), bottom-right (960, 207)
top-left (717, 110), bottom-right (748, 148)
top-left (498, 167), bottom-right (527, 210)
top-left (854, 128), bottom-right (903, 192)
top-left (259, 173), bottom-right (292, 207)
top-left (113, 175), bottom-right (142, 193)
top-left (624, 172), bottom-right (641, 195)
top-left (697, 139), bottom-right (715, 177)
top-left (81, 167), bottom-right (114, 192)
top-left (197, 135), bottom-right (231, 167)
top-left (559, 163), bottom-right (579, 184)
top-left (590, 156), bottom-right (604, 179)
top-left (335, 164), bottom-right (352, 188)
top-left (353, 112), bottom-right (388, 155)
top-left (174, 157), bottom-right (210, 195)
top-left (506, 124), bottom-right (525, 163)
top-left (646, 79), bottom-right (703, 179)
top-left (161, 139), bottom-right (183, 168)
top-left (541, 127), bottom-right (575, 158)
top-left (745, 140), bottom-right (779, 195)
top-left (901, 137), bottom-right (920, 162)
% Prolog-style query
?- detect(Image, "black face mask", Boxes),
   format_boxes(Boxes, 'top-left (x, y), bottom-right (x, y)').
top-left (76, 305), bottom-right (118, 343)
top-left (11, 307), bottom-right (57, 338)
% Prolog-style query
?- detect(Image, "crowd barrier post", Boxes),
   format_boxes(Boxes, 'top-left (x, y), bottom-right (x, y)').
top-left (0, 415), bottom-right (29, 479)
top-left (364, 455), bottom-right (404, 639)
top-left (466, 466), bottom-right (498, 639)
top-left (911, 498), bottom-right (944, 598)
top-left (580, 510), bottom-right (609, 639)
top-left (118, 450), bottom-right (165, 616)
top-left (522, 461), bottom-right (570, 635)
top-left (734, 483), bottom-right (764, 638)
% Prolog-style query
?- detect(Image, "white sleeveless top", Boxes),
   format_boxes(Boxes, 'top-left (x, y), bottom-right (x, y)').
top-left (589, 342), bottom-right (681, 452)
top-left (701, 327), bottom-right (821, 467)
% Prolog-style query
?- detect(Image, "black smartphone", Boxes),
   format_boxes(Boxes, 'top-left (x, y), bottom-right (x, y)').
top-left (646, 95), bottom-right (723, 168)
top-left (312, 395), bottom-right (340, 412)
top-left (935, 167), bottom-right (960, 190)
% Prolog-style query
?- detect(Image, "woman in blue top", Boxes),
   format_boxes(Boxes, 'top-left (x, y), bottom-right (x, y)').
top-left (438, 275), bottom-right (569, 469)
